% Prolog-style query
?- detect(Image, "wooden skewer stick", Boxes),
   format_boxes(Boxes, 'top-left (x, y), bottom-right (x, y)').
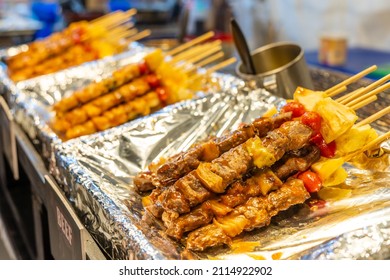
top-left (350, 95), bottom-right (377, 111)
top-left (170, 40), bottom-right (221, 64)
top-left (108, 22), bottom-right (135, 34)
top-left (192, 52), bottom-right (224, 69)
top-left (328, 85), bottom-right (347, 97)
top-left (184, 52), bottom-right (224, 73)
top-left (90, 10), bottom-right (123, 24)
top-left (166, 31), bottom-right (215, 56)
top-left (91, 11), bottom-right (127, 27)
top-left (96, 9), bottom-right (137, 29)
top-left (205, 57), bottom-right (237, 75)
top-left (108, 25), bottom-right (135, 38)
top-left (126, 29), bottom-right (151, 42)
top-left (339, 74), bottom-right (390, 105)
top-left (184, 45), bottom-right (222, 65)
top-left (356, 105), bottom-right (390, 127)
top-left (325, 65), bottom-right (377, 96)
top-left (110, 28), bottom-right (138, 41)
top-left (344, 130), bottom-right (390, 162)
top-left (337, 87), bottom-right (365, 104)
top-left (345, 82), bottom-right (390, 108)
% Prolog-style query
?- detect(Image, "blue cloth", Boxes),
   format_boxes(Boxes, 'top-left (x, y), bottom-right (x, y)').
top-left (108, 0), bottom-right (132, 11)
top-left (30, 1), bottom-right (61, 38)
top-left (305, 48), bottom-right (390, 80)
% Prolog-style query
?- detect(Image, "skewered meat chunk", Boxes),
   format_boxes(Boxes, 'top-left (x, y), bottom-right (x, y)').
top-left (272, 145), bottom-right (321, 180)
top-left (160, 144), bottom-right (252, 214)
top-left (156, 148), bottom-right (205, 187)
top-left (165, 203), bottom-right (214, 239)
top-left (186, 178), bottom-right (310, 251)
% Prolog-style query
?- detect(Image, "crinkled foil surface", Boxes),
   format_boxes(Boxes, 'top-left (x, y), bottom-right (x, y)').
top-left (0, 43), bottom-right (153, 163)
top-left (53, 69), bottom-right (390, 260)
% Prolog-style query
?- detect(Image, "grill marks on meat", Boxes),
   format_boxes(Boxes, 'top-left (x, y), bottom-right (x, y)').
top-left (134, 113), bottom-right (292, 192)
top-left (165, 203), bottom-right (214, 239)
top-left (262, 121), bottom-right (313, 162)
top-left (157, 148), bottom-right (205, 187)
top-left (273, 145), bottom-right (321, 180)
top-left (160, 145), bottom-right (252, 215)
top-left (186, 178), bottom-right (310, 251)
top-left (158, 172), bottom-right (213, 217)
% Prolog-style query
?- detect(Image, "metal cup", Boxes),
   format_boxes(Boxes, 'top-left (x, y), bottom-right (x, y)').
top-left (236, 42), bottom-right (313, 99)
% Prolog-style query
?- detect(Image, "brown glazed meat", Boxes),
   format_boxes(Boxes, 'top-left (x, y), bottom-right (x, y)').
top-left (165, 145), bottom-right (320, 240)
top-left (159, 121), bottom-right (312, 217)
top-left (134, 112), bottom-right (293, 192)
top-left (186, 178), bottom-right (310, 251)
top-left (160, 144), bottom-right (252, 215)
top-left (273, 145), bottom-right (321, 180)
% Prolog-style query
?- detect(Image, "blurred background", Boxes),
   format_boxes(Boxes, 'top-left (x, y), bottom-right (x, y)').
top-left (1, 0), bottom-right (390, 76)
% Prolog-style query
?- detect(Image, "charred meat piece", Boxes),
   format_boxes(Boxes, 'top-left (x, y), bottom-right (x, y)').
top-left (133, 171), bottom-right (156, 192)
top-left (157, 147), bottom-right (205, 187)
top-left (160, 144), bottom-right (252, 215)
top-left (158, 171), bottom-right (213, 215)
top-left (273, 145), bottom-right (321, 180)
top-left (186, 178), bottom-right (310, 251)
top-left (165, 203), bottom-right (214, 240)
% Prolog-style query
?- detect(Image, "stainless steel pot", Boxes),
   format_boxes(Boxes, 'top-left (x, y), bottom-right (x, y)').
top-left (236, 42), bottom-right (313, 99)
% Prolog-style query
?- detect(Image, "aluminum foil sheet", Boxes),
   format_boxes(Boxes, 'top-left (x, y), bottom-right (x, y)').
top-left (52, 69), bottom-right (390, 260)
top-left (0, 42), bottom-right (153, 163)
top-left (0, 43), bottom-right (30, 60)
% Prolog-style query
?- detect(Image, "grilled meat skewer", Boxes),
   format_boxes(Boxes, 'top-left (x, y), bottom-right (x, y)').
top-left (165, 145), bottom-right (320, 239)
top-left (52, 76), bottom-right (151, 132)
top-left (158, 120), bottom-right (313, 221)
top-left (135, 112), bottom-right (293, 193)
top-left (53, 63), bottom-right (142, 114)
top-left (64, 91), bottom-right (160, 139)
top-left (186, 178), bottom-right (310, 251)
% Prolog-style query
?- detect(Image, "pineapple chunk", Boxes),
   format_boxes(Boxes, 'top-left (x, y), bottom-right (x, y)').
top-left (293, 87), bottom-right (327, 111)
top-left (254, 169), bottom-right (283, 196)
top-left (201, 142), bottom-right (220, 162)
top-left (322, 166), bottom-right (348, 187)
top-left (311, 157), bottom-right (345, 183)
top-left (142, 196), bottom-right (153, 208)
top-left (194, 162), bottom-right (224, 193)
top-left (335, 124), bottom-right (378, 156)
top-left (262, 105), bottom-right (278, 118)
top-left (144, 49), bottom-right (165, 71)
top-left (314, 97), bottom-right (358, 143)
top-left (245, 136), bottom-right (276, 169)
top-left (214, 215), bottom-right (249, 237)
top-left (318, 186), bottom-right (352, 200)
top-left (206, 200), bottom-right (233, 217)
